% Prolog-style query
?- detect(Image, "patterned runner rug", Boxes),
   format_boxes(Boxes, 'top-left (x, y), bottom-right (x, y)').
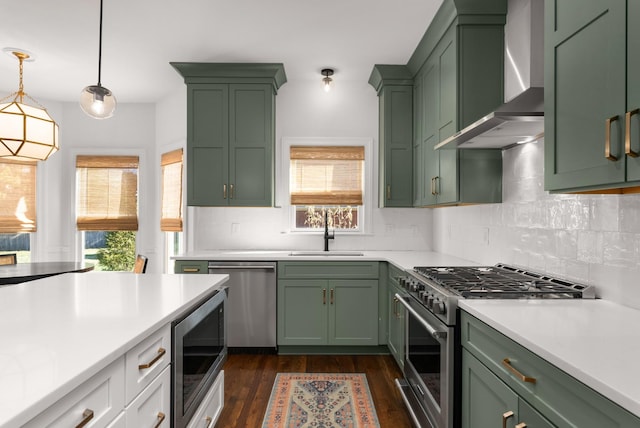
top-left (262, 372), bottom-right (381, 428)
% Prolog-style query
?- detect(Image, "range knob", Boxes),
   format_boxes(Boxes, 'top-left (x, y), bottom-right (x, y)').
top-left (426, 294), bottom-right (435, 308)
top-left (433, 300), bottom-right (447, 315)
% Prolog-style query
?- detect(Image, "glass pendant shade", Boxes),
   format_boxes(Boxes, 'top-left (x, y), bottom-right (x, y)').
top-left (80, 84), bottom-right (116, 119)
top-left (321, 68), bottom-right (334, 92)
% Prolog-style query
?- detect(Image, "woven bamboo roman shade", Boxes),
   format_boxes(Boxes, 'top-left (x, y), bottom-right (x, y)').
top-left (0, 159), bottom-right (36, 233)
top-left (290, 146), bottom-right (364, 206)
top-left (160, 149), bottom-right (183, 232)
top-left (76, 155), bottom-right (139, 231)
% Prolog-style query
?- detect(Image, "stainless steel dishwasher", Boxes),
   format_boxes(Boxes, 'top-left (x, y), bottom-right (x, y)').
top-left (207, 261), bottom-right (277, 352)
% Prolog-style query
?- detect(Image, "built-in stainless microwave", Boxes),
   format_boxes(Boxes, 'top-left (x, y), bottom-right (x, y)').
top-left (172, 288), bottom-right (227, 428)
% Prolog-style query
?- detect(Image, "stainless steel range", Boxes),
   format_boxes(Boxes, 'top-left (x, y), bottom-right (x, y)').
top-left (394, 264), bottom-right (595, 428)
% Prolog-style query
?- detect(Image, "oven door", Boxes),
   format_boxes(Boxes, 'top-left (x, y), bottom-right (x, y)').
top-left (172, 289), bottom-right (227, 428)
top-left (396, 294), bottom-right (454, 428)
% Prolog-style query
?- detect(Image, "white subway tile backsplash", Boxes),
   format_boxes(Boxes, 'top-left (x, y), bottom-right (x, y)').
top-left (434, 139), bottom-right (640, 309)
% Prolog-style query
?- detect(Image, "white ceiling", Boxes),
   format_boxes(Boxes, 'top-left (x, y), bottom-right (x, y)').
top-left (0, 0), bottom-right (443, 104)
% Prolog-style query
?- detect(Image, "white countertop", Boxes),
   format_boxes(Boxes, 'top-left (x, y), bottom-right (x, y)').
top-left (459, 299), bottom-right (640, 418)
top-left (173, 250), bottom-right (477, 270)
top-left (0, 272), bottom-right (228, 428)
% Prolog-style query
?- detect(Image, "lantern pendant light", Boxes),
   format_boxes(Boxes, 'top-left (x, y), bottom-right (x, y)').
top-left (80, 0), bottom-right (116, 119)
top-left (0, 49), bottom-right (59, 161)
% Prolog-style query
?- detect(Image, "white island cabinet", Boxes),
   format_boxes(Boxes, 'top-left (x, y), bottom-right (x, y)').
top-left (0, 272), bottom-right (228, 428)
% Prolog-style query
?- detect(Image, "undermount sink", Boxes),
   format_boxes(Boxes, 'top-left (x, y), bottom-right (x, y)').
top-left (289, 251), bottom-right (364, 257)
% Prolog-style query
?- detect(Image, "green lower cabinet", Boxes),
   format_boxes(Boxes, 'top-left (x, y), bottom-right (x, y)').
top-left (387, 265), bottom-right (405, 370)
top-left (461, 311), bottom-right (640, 427)
top-left (174, 260), bottom-right (208, 274)
top-left (462, 349), bottom-right (553, 428)
top-left (277, 278), bottom-right (379, 346)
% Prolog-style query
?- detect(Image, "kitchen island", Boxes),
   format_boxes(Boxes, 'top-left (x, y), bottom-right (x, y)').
top-left (0, 272), bottom-right (228, 427)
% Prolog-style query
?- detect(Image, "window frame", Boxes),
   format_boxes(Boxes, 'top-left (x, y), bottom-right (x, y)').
top-left (279, 137), bottom-right (373, 234)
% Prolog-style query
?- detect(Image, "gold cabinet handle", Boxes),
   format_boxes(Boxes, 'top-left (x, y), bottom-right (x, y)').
top-left (515, 423), bottom-right (527, 428)
top-left (502, 358), bottom-right (536, 384)
top-left (230, 184), bottom-right (234, 199)
top-left (626, 109), bottom-right (639, 157)
top-left (183, 267), bottom-right (200, 273)
top-left (502, 411), bottom-right (514, 428)
top-left (205, 416), bottom-right (214, 428)
top-left (605, 115), bottom-right (620, 161)
top-left (76, 409), bottom-right (94, 428)
top-left (386, 185), bottom-right (391, 200)
top-left (139, 347), bottom-right (166, 370)
top-left (393, 296), bottom-right (398, 317)
top-left (330, 288), bottom-right (334, 305)
top-left (322, 288), bottom-right (326, 305)
top-left (430, 177), bottom-right (436, 195)
top-left (153, 412), bottom-right (166, 428)
top-left (434, 176), bottom-right (439, 195)
top-left (223, 184), bottom-right (227, 199)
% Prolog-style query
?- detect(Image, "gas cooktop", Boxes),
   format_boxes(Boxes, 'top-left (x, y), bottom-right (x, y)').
top-left (412, 263), bottom-right (596, 299)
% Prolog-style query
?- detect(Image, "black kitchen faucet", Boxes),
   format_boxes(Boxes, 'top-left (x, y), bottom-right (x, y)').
top-left (323, 210), bottom-right (334, 251)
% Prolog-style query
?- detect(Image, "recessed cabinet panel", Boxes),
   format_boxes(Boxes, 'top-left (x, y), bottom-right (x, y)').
top-left (438, 37), bottom-right (457, 142)
top-left (191, 86), bottom-right (227, 146)
top-left (190, 147), bottom-right (226, 205)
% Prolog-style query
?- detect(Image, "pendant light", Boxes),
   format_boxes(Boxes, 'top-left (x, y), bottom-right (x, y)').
top-left (80, 0), bottom-right (116, 119)
top-left (321, 68), bottom-right (334, 92)
top-left (0, 49), bottom-right (59, 161)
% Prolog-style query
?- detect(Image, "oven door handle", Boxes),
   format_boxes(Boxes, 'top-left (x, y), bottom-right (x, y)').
top-left (395, 293), bottom-right (447, 340)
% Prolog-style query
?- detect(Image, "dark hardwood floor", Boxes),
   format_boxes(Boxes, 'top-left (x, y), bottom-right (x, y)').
top-left (216, 353), bottom-right (413, 427)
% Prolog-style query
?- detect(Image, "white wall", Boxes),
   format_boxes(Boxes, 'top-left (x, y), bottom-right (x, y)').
top-left (433, 140), bottom-right (640, 309)
top-left (156, 79), bottom-right (432, 254)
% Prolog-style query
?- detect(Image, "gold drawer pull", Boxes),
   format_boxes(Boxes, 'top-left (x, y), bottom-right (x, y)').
top-left (386, 184), bottom-right (391, 200)
top-left (330, 288), bottom-right (334, 305)
top-left (139, 347), bottom-right (166, 370)
top-left (626, 109), bottom-right (639, 157)
top-left (183, 267), bottom-right (200, 273)
top-left (502, 358), bottom-right (536, 384)
top-left (515, 423), bottom-right (527, 428)
top-left (322, 288), bottom-right (326, 305)
top-left (230, 184), bottom-right (234, 199)
top-left (205, 416), bottom-right (214, 428)
top-left (502, 410), bottom-right (514, 428)
top-left (605, 115), bottom-right (619, 161)
top-left (223, 184), bottom-right (227, 199)
top-left (153, 412), bottom-right (166, 428)
top-left (76, 409), bottom-right (94, 428)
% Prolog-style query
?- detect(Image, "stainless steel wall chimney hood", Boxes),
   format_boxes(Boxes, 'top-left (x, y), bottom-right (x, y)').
top-left (435, 0), bottom-right (544, 150)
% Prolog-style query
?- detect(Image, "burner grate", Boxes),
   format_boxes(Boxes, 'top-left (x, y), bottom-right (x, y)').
top-left (412, 265), bottom-right (591, 299)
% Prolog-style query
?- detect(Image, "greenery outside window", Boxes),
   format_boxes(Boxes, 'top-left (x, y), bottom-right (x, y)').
top-left (290, 145), bottom-right (364, 231)
top-left (76, 155), bottom-right (139, 271)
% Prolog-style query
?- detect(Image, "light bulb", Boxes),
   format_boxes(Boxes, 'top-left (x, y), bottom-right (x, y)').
top-left (323, 77), bottom-right (332, 92)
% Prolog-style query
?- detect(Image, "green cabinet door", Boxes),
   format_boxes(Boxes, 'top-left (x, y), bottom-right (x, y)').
top-left (379, 85), bottom-right (413, 207)
top-left (187, 84), bottom-right (229, 206)
top-left (329, 280), bottom-right (379, 346)
top-left (369, 66), bottom-right (414, 208)
top-left (420, 58), bottom-right (440, 206)
top-left (462, 350), bottom-right (554, 428)
top-left (626, 0), bottom-right (640, 181)
top-left (174, 260), bottom-right (208, 274)
top-left (544, 0), bottom-right (627, 191)
top-left (229, 84), bottom-right (274, 206)
top-left (277, 279), bottom-right (328, 345)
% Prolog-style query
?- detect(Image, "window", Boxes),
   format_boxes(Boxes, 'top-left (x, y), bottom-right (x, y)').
top-left (289, 145), bottom-right (364, 231)
top-left (0, 159), bottom-right (36, 261)
top-left (76, 155), bottom-right (139, 271)
top-left (161, 148), bottom-right (184, 271)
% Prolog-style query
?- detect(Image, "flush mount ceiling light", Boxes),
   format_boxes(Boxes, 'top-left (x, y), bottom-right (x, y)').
top-left (80, 0), bottom-right (116, 119)
top-left (321, 68), bottom-right (334, 92)
top-left (0, 48), bottom-right (59, 161)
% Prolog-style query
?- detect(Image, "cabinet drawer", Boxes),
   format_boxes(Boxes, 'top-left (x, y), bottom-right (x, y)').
top-left (461, 311), bottom-right (640, 427)
top-left (187, 370), bottom-right (224, 428)
top-left (278, 261), bottom-right (379, 279)
top-left (125, 324), bottom-right (171, 403)
top-left (24, 357), bottom-right (125, 428)
top-left (175, 260), bottom-right (208, 274)
top-left (126, 365), bottom-right (171, 428)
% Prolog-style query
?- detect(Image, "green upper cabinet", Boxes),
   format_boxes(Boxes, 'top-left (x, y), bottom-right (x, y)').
top-left (171, 63), bottom-right (286, 206)
top-left (544, 0), bottom-right (640, 192)
top-left (409, 3), bottom-right (505, 207)
top-left (369, 66), bottom-right (414, 207)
